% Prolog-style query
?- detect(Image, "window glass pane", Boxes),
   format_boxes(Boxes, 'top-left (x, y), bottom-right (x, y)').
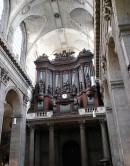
top-left (48, 71), bottom-right (52, 87)
top-left (84, 66), bottom-right (90, 77)
top-left (87, 97), bottom-right (94, 105)
top-left (39, 71), bottom-right (45, 81)
top-left (55, 73), bottom-right (60, 88)
top-left (78, 68), bottom-right (83, 82)
top-left (63, 73), bottom-right (69, 84)
top-left (38, 101), bottom-right (44, 110)
top-left (0, 0), bottom-right (4, 21)
top-left (72, 71), bottom-right (78, 86)
top-left (12, 26), bottom-right (23, 60)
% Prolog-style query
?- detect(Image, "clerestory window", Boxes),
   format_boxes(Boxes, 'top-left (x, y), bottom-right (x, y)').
top-left (12, 25), bottom-right (23, 61)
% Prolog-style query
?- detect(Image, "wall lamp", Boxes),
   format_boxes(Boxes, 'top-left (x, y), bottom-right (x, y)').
top-left (91, 76), bottom-right (96, 87)
top-left (12, 117), bottom-right (17, 125)
top-left (93, 109), bottom-right (96, 118)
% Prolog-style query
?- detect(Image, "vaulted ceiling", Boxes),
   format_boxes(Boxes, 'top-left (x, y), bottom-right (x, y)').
top-left (7, 0), bottom-right (94, 82)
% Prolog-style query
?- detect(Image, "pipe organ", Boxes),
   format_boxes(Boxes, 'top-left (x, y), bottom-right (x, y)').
top-left (31, 49), bottom-right (100, 114)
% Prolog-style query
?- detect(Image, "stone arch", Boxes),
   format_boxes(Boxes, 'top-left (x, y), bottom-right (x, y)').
top-left (106, 37), bottom-right (123, 81)
top-left (5, 89), bottom-right (22, 114)
top-left (5, 86), bottom-right (22, 112)
top-left (0, 88), bottom-right (22, 165)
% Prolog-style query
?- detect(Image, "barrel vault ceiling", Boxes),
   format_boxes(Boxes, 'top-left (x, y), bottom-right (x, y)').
top-left (8, 0), bottom-right (94, 81)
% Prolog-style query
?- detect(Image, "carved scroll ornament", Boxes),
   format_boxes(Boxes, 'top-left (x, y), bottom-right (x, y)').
top-left (1, 68), bottom-right (9, 84)
top-left (103, 0), bottom-right (113, 21)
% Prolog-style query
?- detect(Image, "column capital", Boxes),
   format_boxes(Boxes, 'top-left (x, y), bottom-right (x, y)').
top-left (0, 67), bottom-right (9, 85)
top-left (23, 93), bottom-right (29, 105)
top-left (35, 128), bottom-right (40, 135)
top-left (28, 125), bottom-right (35, 132)
top-left (48, 122), bottom-right (54, 131)
top-left (105, 106), bottom-right (112, 113)
top-left (99, 119), bottom-right (106, 124)
top-left (11, 113), bottom-right (23, 119)
top-left (79, 120), bottom-right (85, 126)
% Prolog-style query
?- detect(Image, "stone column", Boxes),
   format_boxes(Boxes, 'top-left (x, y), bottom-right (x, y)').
top-left (28, 126), bottom-right (35, 166)
top-left (0, 86), bottom-right (5, 143)
top-left (20, 94), bottom-right (29, 166)
top-left (0, 67), bottom-right (9, 143)
top-left (79, 121), bottom-right (88, 166)
top-left (9, 114), bottom-right (23, 166)
top-left (35, 130), bottom-right (41, 166)
top-left (100, 119), bottom-right (110, 162)
top-left (49, 123), bottom-right (55, 166)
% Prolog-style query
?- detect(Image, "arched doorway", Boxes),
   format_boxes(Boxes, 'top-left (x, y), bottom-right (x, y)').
top-left (0, 89), bottom-right (21, 165)
top-left (62, 141), bottom-right (81, 166)
top-left (0, 102), bottom-right (12, 165)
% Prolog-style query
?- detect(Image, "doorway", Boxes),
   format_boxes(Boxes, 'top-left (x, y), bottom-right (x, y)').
top-left (62, 141), bottom-right (81, 166)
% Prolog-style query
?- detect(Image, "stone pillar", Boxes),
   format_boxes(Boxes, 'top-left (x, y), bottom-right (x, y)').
top-left (0, 67), bottom-right (9, 143)
top-left (0, 86), bottom-right (5, 143)
top-left (35, 130), bottom-right (41, 166)
top-left (9, 114), bottom-right (23, 166)
top-left (28, 126), bottom-right (35, 166)
top-left (106, 107), bottom-right (121, 166)
top-left (55, 131), bottom-right (59, 166)
top-left (106, 38), bottom-right (130, 165)
top-left (49, 123), bottom-right (55, 166)
top-left (100, 119), bottom-right (110, 162)
top-left (79, 121), bottom-right (88, 166)
top-left (20, 94), bottom-right (29, 166)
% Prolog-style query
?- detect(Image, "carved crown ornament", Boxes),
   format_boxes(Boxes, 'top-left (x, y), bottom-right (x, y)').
top-left (103, 0), bottom-right (113, 21)
top-left (0, 68), bottom-right (9, 84)
top-left (53, 50), bottom-right (75, 61)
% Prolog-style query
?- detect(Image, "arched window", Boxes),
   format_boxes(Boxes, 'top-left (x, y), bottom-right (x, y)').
top-left (0, 0), bottom-right (4, 21)
top-left (12, 25), bottom-right (23, 61)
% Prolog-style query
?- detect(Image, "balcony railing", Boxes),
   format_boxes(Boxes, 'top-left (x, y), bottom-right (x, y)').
top-left (78, 107), bottom-right (105, 115)
top-left (26, 107), bottom-right (105, 120)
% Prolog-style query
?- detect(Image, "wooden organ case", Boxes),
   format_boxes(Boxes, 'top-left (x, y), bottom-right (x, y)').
top-left (32, 49), bottom-right (100, 115)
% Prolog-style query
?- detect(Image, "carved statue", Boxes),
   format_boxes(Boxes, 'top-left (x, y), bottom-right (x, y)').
top-left (63, 80), bottom-right (70, 92)
top-left (52, 99), bottom-right (57, 112)
top-left (39, 79), bottom-right (45, 94)
top-left (101, 54), bottom-right (107, 74)
top-left (48, 85), bottom-right (52, 95)
top-left (55, 87), bottom-right (61, 94)
top-left (54, 50), bottom-right (75, 61)
top-left (72, 84), bottom-right (77, 95)
top-left (34, 82), bottom-right (39, 94)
